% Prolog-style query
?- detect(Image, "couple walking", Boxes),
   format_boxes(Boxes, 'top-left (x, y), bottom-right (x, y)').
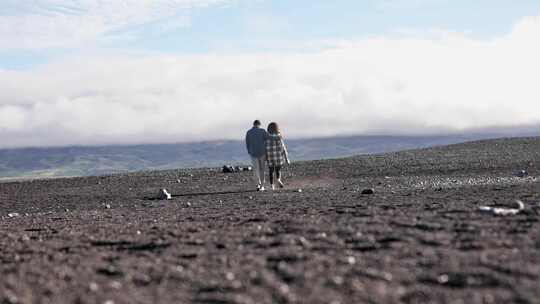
top-left (245, 120), bottom-right (290, 191)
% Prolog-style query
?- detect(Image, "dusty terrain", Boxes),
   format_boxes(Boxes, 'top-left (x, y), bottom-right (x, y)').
top-left (1, 137), bottom-right (539, 304)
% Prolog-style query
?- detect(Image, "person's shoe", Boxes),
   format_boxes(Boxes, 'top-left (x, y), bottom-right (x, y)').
top-left (277, 179), bottom-right (284, 188)
top-left (259, 186), bottom-right (265, 191)
top-left (271, 184), bottom-right (275, 190)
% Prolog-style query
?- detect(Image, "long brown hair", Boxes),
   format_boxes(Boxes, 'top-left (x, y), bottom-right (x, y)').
top-left (267, 122), bottom-right (280, 135)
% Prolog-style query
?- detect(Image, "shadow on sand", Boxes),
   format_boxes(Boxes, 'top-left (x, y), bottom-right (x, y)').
top-left (172, 189), bottom-right (258, 197)
top-left (144, 189), bottom-right (258, 200)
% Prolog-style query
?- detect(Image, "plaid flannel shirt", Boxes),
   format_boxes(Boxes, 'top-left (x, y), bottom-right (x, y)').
top-left (265, 134), bottom-right (289, 166)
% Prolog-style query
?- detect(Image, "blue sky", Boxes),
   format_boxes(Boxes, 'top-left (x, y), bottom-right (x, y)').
top-left (2, 0), bottom-right (540, 69)
top-left (1, 1), bottom-right (540, 148)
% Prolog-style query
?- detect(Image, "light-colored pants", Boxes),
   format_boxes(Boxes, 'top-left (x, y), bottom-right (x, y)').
top-left (251, 156), bottom-right (266, 186)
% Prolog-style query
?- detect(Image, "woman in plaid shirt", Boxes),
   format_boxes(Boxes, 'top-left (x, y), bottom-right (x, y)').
top-left (265, 122), bottom-right (290, 190)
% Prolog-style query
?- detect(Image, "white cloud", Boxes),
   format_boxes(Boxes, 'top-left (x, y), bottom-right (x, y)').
top-left (0, 0), bottom-right (233, 50)
top-left (1, 16), bottom-right (540, 148)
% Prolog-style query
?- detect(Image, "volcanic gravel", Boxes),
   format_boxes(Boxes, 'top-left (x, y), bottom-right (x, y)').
top-left (1, 137), bottom-right (540, 304)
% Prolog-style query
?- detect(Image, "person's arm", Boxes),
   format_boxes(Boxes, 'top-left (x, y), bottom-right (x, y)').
top-left (265, 137), bottom-right (270, 160)
top-left (245, 132), bottom-right (251, 155)
top-left (281, 138), bottom-right (290, 165)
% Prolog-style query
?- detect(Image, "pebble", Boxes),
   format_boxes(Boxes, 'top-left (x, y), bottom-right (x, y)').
top-left (438, 274), bottom-right (449, 284)
top-left (332, 276), bottom-right (344, 285)
top-left (7, 213), bottom-right (20, 218)
top-left (3, 291), bottom-right (18, 304)
top-left (105, 204), bottom-right (111, 209)
top-left (479, 200), bottom-right (525, 216)
top-left (89, 282), bottom-right (99, 292)
top-left (279, 284), bottom-right (290, 294)
top-left (361, 188), bottom-right (375, 195)
top-left (297, 189), bottom-right (303, 193)
top-left (226, 272), bottom-right (235, 281)
top-left (158, 188), bottom-right (172, 200)
top-left (109, 281), bottom-right (122, 289)
top-left (514, 170), bottom-right (529, 177)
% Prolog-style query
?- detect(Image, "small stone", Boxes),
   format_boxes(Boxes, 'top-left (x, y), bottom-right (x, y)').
top-left (222, 165), bottom-right (236, 173)
top-left (4, 291), bottom-right (18, 304)
top-left (297, 237), bottom-right (311, 247)
top-left (332, 276), bottom-right (344, 285)
top-left (177, 179), bottom-right (182, 183)
top-left (317, 232), bottom-right (327, 238)
top-left (136, 230), bottom-right (141, 235)
top-left (514, 170), bottom-right (529, 177)
top-left (226, 272), bottom-right (235, 281)
top-left (21, 234), bottom-right (30, 241)
top-left (103, 300), bottom-right (114, 304)
top-left (438, 274), bottom-right (449, 284)
top-left (346, 256), bottom-right (356, 265)
top-left (186, 202), bottom-right (192, 207)
top-left (89, 282), bottom-right (99, 292)
top-left (297, 189), bottom-right (303, 193)
top-left (361, 188), bottom-right (375, 195)
top-left (158, 188), bottom-right (172, 200)
top-left (479, 200), bottom-right (525, 216)
top-left (109, 281), bottom-right (122, 289)
top-left (105, 204), bottom-right (111, 209)
top-left (279, 284), bottom-right (290, 294)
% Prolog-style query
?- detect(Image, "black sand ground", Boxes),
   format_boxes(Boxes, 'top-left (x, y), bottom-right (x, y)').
top-left (1, 137), bottom-right (539, 304)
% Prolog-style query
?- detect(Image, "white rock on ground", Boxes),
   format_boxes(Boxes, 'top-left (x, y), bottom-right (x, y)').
top-left (479, 200), bottom-right (525, 216)
top-left (158, 188), bottom-right (172, 200)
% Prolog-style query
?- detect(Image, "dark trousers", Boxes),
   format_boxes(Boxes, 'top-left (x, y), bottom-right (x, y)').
top-left (268, 165), bottom-right (281, 185)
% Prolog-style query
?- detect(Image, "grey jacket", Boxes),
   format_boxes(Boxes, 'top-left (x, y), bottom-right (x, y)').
top-left (246, 127), bottom-right (269, 157)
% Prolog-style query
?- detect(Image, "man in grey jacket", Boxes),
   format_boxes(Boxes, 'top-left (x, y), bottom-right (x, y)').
top-left (245, 120), bottom-right (269, 191)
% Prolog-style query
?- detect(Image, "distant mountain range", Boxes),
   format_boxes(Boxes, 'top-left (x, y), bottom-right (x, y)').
top-left (0, 133), bottom-right (533, 179)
